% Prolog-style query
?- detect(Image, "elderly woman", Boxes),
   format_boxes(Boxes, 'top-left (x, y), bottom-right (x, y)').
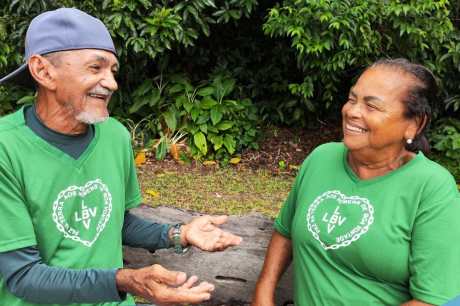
top-left (252, 59), bottom-right (460, 306)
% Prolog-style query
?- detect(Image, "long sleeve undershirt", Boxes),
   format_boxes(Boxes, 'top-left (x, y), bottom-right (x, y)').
top-left (0, 212), bottom-right (172, 304)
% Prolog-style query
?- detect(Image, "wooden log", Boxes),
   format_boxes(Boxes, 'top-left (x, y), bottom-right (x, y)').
top-left (124, 205), bottom-right (294, 306)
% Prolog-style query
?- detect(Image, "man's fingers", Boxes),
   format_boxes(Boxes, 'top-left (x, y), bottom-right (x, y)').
top-left (150, 264), bottom-right (187, 286)
top-left (210, 215), bottom-right (228, 226)
top-left (175, 281), bottom-right (215, 304)
top-left (179, 275), bottom-right (199, 289)
top-left (190, 281), bottom-right (215, 293)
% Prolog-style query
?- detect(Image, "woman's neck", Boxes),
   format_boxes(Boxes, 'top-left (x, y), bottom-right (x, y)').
top-left (347, 147), bottom-right (415, 180)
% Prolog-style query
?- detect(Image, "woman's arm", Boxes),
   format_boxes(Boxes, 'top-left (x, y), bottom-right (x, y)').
top-left (251, 230), bottom-right (293, 306)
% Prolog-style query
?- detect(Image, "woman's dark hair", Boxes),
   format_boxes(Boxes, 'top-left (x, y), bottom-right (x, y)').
top-left (369, 58), bottom-right (436, 154)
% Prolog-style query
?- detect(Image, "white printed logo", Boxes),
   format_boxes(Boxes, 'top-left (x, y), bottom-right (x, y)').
top-left (52, 179), bottom-right (112, 247)
top-left (74, 200), bottom-right (97, 230)
top-left (306, 190), bottom-right (374, 250)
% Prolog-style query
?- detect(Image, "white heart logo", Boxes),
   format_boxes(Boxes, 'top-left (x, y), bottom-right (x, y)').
top-left (306, 190), bottom-right (374, 250)
top-left (52, 179), bottom-right (112, 247)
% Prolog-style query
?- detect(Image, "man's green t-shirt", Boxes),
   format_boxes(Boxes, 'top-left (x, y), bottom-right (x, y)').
top-left (0, 108), bottom-right (142, 306)
top-left (275, 142), bottom-right (460, 306)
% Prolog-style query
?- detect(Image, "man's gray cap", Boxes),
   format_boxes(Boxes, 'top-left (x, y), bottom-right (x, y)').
top-left (0, 8), bottom-right (116, 87)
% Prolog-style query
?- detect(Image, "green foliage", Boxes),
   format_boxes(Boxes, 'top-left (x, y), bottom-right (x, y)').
top-left (0, 86), bottom-right (34, 115)
top-left (123, 72), bottom-right (259, 160)
top-left (169, 73), bottom-right (259, 160)
top-left (1, 0), bottom-right (460, 167)
top-left (429, 118), bottom-right (460, 181)
top-left (263, 0), bottom-right (460, 121)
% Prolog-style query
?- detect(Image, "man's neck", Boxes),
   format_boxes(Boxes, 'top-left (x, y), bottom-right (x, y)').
top-left (35, 93), bottom-right (88, 135)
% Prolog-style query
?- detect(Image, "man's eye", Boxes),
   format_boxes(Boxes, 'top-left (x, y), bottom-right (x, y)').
top-left (90, 65), bottom-right (100, 71)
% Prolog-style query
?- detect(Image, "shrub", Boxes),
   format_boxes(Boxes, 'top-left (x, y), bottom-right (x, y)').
top-left (263, 0), bottom-right (460, 122)
top-left (429, 118), bottom-right (460, 182)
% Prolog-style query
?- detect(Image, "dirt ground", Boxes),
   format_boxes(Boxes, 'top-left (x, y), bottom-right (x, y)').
top-left (141, 123), bottom-right (343, 175)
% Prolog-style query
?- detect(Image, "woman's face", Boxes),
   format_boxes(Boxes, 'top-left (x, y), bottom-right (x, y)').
top-left (342, 66), bottom-right (417, 154)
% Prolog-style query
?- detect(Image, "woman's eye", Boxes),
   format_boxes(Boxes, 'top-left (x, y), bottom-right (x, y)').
top-left (366, 103), bottom-right (378, 110)
top-left (347, 99), bottom-right (356, 104)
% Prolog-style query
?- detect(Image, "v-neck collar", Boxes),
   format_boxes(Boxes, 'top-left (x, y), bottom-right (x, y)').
top-left (342, 144), bottom-right (424, 186)
top-left (18, 106), bottom-right (100, 169)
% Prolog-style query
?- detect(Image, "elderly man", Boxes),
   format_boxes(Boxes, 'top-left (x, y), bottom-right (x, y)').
top-left (0, 8), bottom-right (242, 306)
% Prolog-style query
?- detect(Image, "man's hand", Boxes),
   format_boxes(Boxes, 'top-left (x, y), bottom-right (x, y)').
top-left (116, 264), bottom-right (214, 305)
top-left (181, 215), bottom-right (242, 251)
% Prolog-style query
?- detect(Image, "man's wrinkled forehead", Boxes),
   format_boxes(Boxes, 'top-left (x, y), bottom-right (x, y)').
top-left (53, 49), bottom-right (119, 69)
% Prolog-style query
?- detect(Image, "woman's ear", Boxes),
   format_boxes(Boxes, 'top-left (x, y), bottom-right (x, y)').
top-left (405, 115), bottom-right (427, 140)
top-left (28, 55), bottom-right (57, 91)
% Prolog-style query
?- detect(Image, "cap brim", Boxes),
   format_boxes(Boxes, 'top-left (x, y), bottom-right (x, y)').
top-left (0, 63), bottom-right (34, 88)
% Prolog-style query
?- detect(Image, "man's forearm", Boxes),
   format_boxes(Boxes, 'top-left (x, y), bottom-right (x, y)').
top-left (122, 211), bottom-right (171, 251)
top-left (0, 246), bottom-right (122, 304)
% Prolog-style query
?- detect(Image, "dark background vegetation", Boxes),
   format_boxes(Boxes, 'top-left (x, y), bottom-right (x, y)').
top-left (0, 0), bottom-right (459, 180)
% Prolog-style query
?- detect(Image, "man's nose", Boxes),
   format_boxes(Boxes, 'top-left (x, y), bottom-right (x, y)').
top-left (100, 70), bottom-right (118, 92)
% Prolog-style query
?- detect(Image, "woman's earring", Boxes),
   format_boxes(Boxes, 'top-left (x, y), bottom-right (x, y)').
top-left (406, 138), bottom-right (413, 144)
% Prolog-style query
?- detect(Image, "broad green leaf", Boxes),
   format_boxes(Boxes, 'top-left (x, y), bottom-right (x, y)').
top-left (175, 95), bottom-right (187, 108)
top-left (196, 114), bottom-right (209, 125)
top-left (200, 96), bottom-right (217, 109)
top-left (217, 121), bottom-right (233, 130)
top-left (163, 109), bottom-right (177, 131)
top-left (210, 108), bottom-right (223, 125)
top-left (191, 108), bottom-right (200, 121)
top-left (199, 124), bottom-right (208, 134)
top-left (223, 134), bottom-right (236, 154)
top-left (194, 132), bottom-right (208, 155)
top-left (197, 86), bottom-right (215, 96)
top-left (169, 83), bottom-right (184, 94)
top-left (129, 98), bottom-right (149, 113)
top-left (148, 89), bottom-right (161, 106)
top-left (209, 134), bottom-right (223, 150)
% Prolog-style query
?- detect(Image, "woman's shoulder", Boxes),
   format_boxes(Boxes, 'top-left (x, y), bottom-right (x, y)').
top-left (307, 142), bottom-right (344, 160)
top-left (298, 142), bottom-right (344, 172)
top-left (414, 154), bottom-right (459, 202)
top-left (415, 153), bottom-right (456, 181)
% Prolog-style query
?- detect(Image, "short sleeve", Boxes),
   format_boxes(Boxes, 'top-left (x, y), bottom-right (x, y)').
top-left (409, 176), bottom-right (460, 305)
top-left (274, 157), bottom-right (311, 238)
top-left (0, 162), bottom-right (36, 252)
top-left (124, 139), bottom-right (142, 210)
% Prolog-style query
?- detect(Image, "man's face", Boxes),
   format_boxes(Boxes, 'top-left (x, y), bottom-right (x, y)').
top-left (52, 49), bottom-right (119, 124)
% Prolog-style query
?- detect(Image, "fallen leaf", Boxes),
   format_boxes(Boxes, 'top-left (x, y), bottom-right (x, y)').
top-left (145, 189), bottom-right (160, 198)
top-left (203, 160), bottom-right (217, 166)
top-left (229, 157), bottom-right (241, 164)
top-left (135, 152), bottom-right (146, 166)
top-left (289, 164), bottom-right (300, 170)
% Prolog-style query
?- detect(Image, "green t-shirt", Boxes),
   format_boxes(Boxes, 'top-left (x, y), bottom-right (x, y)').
top-left (275, 142), bottom-right (460, 306)
top-left (0, 107), bottom-right (142, 306)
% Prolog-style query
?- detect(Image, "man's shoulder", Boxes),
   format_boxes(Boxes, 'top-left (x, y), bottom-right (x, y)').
top-left (97, 117), bottom-right (131, 142)
top-left (0, 108), bottom-right (25, 137)
top-left (98, 117), bottom-right (129, 133)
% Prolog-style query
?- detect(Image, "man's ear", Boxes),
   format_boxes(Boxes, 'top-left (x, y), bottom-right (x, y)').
top-left (28, 55), bottom-right (58, 90)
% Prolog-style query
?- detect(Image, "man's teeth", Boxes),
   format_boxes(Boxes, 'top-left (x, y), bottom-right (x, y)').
top-left (89, 93), bottom-right (105, 99)
top-left (346, 124), bottom-right (367, 133)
